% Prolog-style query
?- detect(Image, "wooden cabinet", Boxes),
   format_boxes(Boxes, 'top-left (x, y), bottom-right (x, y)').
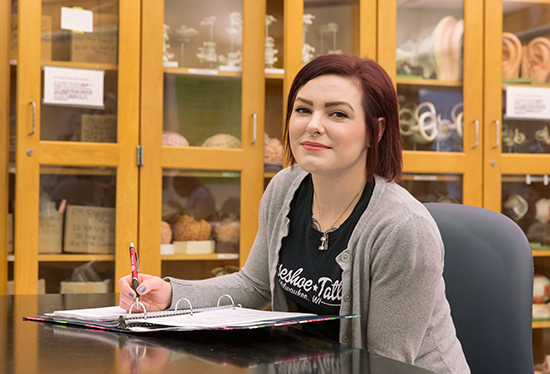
top-left (138, 0), bottom-right (376, 281)
top-left (378, 0), bottom-right (550, 364)
top-left (3, 0), bottom-right (140, 294)
top-left (139, 0), bottom-right (266, 278)
top-left (3, 0), bottom-right (550, 364)
top-left (378, 0), bottom-right (484, 207)
top-left (485, 0), bottom-right (550, 365)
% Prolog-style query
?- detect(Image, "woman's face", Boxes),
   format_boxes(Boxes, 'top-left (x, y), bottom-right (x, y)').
top-left (289, 75), bottom-right (369, 177)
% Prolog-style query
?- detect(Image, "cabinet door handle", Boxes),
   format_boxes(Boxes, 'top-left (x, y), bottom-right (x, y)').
top-left (472, 120), bottom-right (479, 149)
top-left (493, 120), bottom-right (500, 149)
top-left (251, 113), bottom-right (257, 145)
top-left (29, 101), bottom-right (36, 135)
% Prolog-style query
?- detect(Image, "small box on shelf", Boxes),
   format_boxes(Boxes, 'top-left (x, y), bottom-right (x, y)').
top-left (39, 211), bottom-right (63, 254)
top-left (7, 279), bottom-right (45, 295)
top-left (173, 240), bottom-right (215, 255)
top-left (60, 279), bottom-right (111, 294)
top-left (63, 205), bottom-right (115, 254)
top-left (160, 244), bottom-right (175, 255)
top-left (70, 13), bottom-right (118, 64)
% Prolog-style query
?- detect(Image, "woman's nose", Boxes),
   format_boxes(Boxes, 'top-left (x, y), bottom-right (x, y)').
top-left (306, 112), bottom-right (324, 135)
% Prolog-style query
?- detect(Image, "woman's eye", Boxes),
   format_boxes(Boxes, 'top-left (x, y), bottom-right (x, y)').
top-left (332, 111), bottom-right (349, 119)
top-left (295, 107), bottom-right (311, 114)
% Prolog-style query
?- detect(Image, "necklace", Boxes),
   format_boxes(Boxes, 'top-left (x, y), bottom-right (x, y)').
top-left (314, 188), bottom-right (362, 251)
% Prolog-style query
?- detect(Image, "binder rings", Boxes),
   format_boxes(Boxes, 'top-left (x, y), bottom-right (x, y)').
top-left (24, 294), bottom-right (359, 333)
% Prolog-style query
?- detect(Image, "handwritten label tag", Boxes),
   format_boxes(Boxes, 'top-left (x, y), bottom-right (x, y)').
top-left (71, 13), bottom-right (118, 64)
top-left (64, 206), bottom-right (116, 254)
top-left (81, 114), bottom-right (117, 143)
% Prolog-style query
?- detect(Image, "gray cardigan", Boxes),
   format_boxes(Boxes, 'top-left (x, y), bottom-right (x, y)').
top-left (168, 165), bottom-right (470, 374)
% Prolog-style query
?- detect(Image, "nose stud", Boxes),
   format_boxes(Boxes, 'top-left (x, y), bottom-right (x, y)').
top-left (308, 133), bottom-right (317, 138)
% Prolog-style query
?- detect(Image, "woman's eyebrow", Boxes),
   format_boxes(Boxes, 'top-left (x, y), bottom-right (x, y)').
top-left (325, 101), bottom-right (354, 111)
top-left (296, 97), bottom-right (313, 106)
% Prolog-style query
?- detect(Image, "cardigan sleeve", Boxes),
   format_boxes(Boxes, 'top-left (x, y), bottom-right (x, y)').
top-left (365, 211), bottom-right (445, 364)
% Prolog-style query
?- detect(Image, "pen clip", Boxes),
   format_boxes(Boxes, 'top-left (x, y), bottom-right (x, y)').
top-left (129, 244), bottom-right (140, 302)
top-left (130, 244), bottom-right (139, 278)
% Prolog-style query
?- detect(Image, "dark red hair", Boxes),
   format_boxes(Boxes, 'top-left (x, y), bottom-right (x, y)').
top-left (283, 55), bottom-right (402, 182)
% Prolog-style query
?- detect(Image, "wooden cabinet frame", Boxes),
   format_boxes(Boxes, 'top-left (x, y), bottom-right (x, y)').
top-left (10, 0), bottom-right (140, 294)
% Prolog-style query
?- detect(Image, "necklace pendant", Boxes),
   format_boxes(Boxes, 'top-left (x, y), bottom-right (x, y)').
top-left (319, 233), bottom-right (328, 251)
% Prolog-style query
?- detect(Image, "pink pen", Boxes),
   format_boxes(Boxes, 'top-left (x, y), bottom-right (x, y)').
top-left (58, 199), bottom-right (67, 213)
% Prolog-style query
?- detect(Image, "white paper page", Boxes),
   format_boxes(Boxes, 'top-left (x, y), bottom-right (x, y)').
top-left (48, 306), bottom-right (125, 322)
top-left (506, 85), bottom-right (550, 120)
top-left (61, 7), bottom-right (94, 33)
top-left (131, 308), bottom-right (316, 329)
top-left (43, 66), bottom-right (105, 109)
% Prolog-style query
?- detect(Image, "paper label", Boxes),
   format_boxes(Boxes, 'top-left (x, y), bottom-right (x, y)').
top-left (61, 7), bottom-right (93, 33)
top-left (506, 86), bottom-right (550, 119)
top-left (43, 66), bottom-right (104, 108)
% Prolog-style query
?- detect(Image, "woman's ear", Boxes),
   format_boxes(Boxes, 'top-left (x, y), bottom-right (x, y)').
top-left (377, 117), bottom-right (387, 143)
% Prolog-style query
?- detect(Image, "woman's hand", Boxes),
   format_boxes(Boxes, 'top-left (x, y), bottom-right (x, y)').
top-left (118, 274), bottom-right (173, 312)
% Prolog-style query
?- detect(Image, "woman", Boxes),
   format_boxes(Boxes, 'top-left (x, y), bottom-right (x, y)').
top-left (119, 55), bottom-right (470, 373)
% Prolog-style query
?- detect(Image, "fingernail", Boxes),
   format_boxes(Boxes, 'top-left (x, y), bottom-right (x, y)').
top-left (138, 286), bottom-right (146, 293)
top-left (129, 292), bottom-right (135, 299)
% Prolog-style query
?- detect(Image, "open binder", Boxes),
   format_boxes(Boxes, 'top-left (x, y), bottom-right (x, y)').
top-left (24, 294), bottom-right (359, 333)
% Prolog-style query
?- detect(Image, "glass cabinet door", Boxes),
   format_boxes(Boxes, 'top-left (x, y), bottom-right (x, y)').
top-left (485, 1), bottom-right (550, 366)
top-left (379, 0), bottom-right (483, 206)
top-left (484, 0), bottom-right (550, 211)
top-left (400, 173), bottom-right (463, 204)
top-left (501, 174), bottom-right (550, 365)
top-left (160, 169), bottom-right (241, 280)
top-left (12, 0), bottom-right (140, 294)
top-left (302, 0), bottom-right (361, 64)
top-left (139, 0), bottom-right (264, 277)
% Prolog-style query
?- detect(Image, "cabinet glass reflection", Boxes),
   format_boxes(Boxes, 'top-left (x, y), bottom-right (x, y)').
top-left (396, 1), bottom-right (464, 152)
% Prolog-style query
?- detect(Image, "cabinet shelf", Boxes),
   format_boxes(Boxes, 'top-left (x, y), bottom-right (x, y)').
top-left (265, 72), bottom-right (284, 80)
top-left (7, 254), bottom-right (116, 262)
top-left (401, 174), bottom-right (461, 182)
top-left (40, 166), bottom-right (116, 176)
top-left (42, 61), bottom-right (118, 71)
top-left (501, 175), bottom-right (549, 183)
top-left (162, 169), bottom-right (240, 178)
top-left (396, 77), bottom-right (463, 87)
top-left (533, 321), bottom-right (550, 329)
top-left (161, 253), bottom-right (239, 261)
top-left (163, 67), bottom-right (285, 80)
top-left (164, 67), bottom-right (242, 78)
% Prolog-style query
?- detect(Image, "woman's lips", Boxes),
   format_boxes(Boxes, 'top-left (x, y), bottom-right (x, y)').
top-left (301, 141), bottom-right (330, 151)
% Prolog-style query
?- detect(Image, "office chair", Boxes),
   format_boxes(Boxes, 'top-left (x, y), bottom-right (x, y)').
top-left (424, 203), bottom-right (534, 374)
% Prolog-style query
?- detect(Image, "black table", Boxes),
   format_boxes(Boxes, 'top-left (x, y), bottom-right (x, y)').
top-left (1, 294), bottom-right (435, 373)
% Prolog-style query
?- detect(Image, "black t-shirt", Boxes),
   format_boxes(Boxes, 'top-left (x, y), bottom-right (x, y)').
top-left (278, 174), bottom-right (374, 341)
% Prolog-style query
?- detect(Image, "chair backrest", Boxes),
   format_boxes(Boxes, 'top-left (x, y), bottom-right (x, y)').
top-left (424, 203), bottom-right (534, 374)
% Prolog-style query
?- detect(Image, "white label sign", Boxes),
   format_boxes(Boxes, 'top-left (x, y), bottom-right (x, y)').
top-left (43, 66), bottom-right (104, 108)
top-left (61, 7), bottom-right (93, 33)
top-left (506, 86), bottom-right (550, 119)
